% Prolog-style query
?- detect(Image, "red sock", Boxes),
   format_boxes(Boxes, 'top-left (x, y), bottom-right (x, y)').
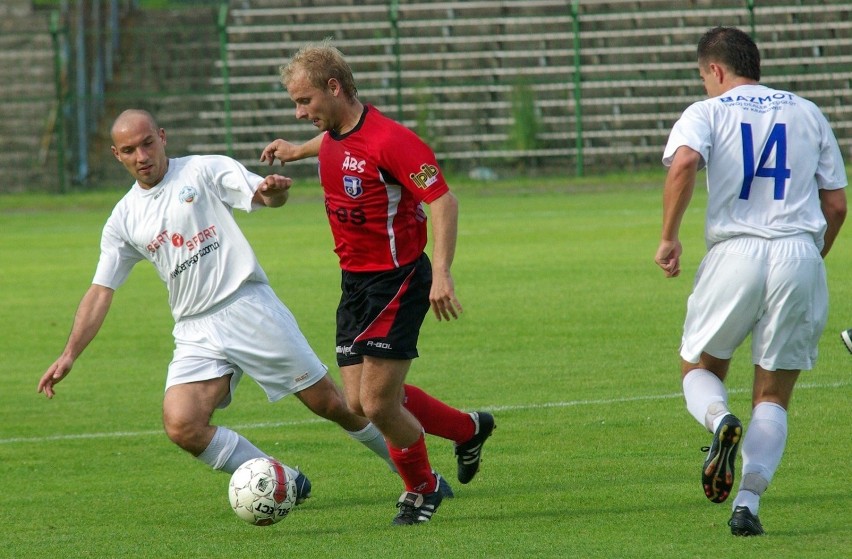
top-left (388, 433), bottom-right (437, 493)
top-left (403, 384), bottom-right (475, 444)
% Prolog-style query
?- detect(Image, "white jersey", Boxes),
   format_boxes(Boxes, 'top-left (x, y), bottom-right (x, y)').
top-left (663, 84), bottom-right (847, 251)
top-left (93, 155), bottom-right (268, 321)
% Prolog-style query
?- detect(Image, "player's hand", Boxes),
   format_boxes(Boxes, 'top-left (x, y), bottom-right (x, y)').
top-left (260, 139), bottom-right (299, 166)
top-left (429, 273), bottom-right (463, 321)
top-left (255, 174), bottom-right (292, 208)
top-left (258, 174), bottom-right (292, 193)
top-left (655, 239), bottom-right (682, 278)
top-left (37, 356), bottom-right (74, 399)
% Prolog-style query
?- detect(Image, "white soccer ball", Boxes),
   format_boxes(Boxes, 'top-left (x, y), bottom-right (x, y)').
top-left (228, 457), bottom-right (297, 526)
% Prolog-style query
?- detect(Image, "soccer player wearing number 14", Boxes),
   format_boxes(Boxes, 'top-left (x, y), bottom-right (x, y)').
top-left (654, 27), bottom-right (847, 536)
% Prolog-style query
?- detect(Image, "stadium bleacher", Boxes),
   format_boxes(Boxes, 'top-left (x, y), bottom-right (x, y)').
top-left (203, 0), bottom-right (852, 175)
top-left (1, 0), bottom-right (850, 190)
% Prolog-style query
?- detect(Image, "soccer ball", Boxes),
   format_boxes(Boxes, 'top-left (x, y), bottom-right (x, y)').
top-left (228, 457), bottom-right (297, 526)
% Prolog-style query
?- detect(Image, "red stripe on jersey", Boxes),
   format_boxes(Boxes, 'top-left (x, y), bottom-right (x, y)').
top-left (354, 268), bottom-right (415, 342)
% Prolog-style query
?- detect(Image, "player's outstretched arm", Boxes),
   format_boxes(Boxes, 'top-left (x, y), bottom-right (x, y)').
top-left (260, 133), bottom-right (323, 166)
top-left (38, 284), bottom-right (115, 399)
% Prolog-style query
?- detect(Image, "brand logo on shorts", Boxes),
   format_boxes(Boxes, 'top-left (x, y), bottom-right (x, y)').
top-left (178, 185), bottom-right (198, 203)
top-left (366, 341), bottom-right (393, 349)
top-left (343, 176), bottom-right (363, 199)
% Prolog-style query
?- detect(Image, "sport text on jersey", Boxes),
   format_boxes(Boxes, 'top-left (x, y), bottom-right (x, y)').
top-left (142, 224), bottom-right (223, 279)
top-left (147, 225), bottom-right (219, 254)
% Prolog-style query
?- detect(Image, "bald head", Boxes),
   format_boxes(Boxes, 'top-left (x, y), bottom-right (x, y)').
top-left (111, 109), bottom-right (159, 143)
top-left (110, 109), bottom-right (169, 188)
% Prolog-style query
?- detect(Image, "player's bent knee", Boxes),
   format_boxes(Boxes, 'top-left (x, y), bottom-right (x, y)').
top-left (162, 413), bottom-right (209, 453)
top-left (341, 393), bottom-right (364, 416)
top-left (359, 400), bottom-right (398, 428)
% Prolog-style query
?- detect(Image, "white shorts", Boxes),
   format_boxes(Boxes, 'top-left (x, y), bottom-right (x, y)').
top-left (166, 282), bottom-right (327, 408)
top-left (680, 234), bottom-right (828, 371)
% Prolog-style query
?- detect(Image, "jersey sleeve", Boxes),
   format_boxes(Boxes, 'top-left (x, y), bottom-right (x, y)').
top-left (205, 156), bottom-right (266, 212)
top-left (377, 126), bottom-right (449, 204)
top-left (663, 101), bottom-right (712, 170)
top-left (91, 211), bottom-right (145, 290)
top-left (814, 109), bottom-right (848, 190)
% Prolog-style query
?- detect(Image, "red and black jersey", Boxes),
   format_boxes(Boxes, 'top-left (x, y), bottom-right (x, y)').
top-left (318, 105), bottom-right (449, 272)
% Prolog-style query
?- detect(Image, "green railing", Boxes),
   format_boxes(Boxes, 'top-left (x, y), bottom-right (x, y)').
top-left (29, 0), bottom-right (852, 192)
top-left (208, 0), bottom-right (761, 179)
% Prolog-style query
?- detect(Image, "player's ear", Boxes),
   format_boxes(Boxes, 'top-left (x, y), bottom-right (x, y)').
top-left (110, 145), bottom-right (120, 160)
top-left (327, 78), bottom-right (340, 97)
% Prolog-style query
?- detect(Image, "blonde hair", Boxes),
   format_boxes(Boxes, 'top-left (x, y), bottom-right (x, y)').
top-left (280, 39), bottom-right (358, 99)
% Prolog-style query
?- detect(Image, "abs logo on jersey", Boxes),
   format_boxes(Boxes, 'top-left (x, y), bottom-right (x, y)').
top-left (343, 176), bottom-right (363, 199)
top-left (178, 185), bottom-right (198, 204)
top-left (410, 163), bottom-right (439, 189)
top-left (342, 153), bottom-right (366, 173)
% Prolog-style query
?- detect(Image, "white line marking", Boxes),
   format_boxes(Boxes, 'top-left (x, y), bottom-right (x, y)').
top-left (2, 381), bottom-right (846, 445)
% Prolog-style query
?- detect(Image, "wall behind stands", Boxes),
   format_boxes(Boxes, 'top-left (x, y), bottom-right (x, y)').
top-left (3, 0), bottom-right (851, 191)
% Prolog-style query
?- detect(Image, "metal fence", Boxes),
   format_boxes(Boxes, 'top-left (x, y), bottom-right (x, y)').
top-left (4, 0), bottom-right (852, 192)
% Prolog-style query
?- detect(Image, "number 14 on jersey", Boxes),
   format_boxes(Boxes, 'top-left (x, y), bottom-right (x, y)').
top-left (740, 122), bottom-right (791, 201)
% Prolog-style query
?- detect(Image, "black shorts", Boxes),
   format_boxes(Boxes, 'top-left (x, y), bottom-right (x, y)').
top-left (335, 253), bottom-right (432, 366)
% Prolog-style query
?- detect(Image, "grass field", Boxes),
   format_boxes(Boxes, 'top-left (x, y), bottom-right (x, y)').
top-left (1, 174), bottom-right (850, 558)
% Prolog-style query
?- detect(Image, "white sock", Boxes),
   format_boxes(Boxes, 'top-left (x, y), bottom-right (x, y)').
top-left (197, 426), bottom-right (269, 474)
top-left (732, 402), bottom-right (788, 515)
top-left (347, 422), bottom-right (397, 473)
top-left (682, 369), bottom-right (730, 432)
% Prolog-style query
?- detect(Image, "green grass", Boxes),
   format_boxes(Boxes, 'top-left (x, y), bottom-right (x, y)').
top-left (1, 176), bottom-right (850, 558)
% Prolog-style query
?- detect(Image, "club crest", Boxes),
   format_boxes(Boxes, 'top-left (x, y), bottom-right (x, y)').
top-left (178, 185), bottom-right (198, 203)
top-left (343, 176), bottom-right (363, 199)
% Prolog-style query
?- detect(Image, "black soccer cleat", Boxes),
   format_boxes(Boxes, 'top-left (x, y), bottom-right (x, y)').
top-left (701, 414), bottom-right (742, 503)
top-left (729, 506), bottom-right (765, 536)
top-left (841, 329), bottom-right (852, 354)
top-left (392, 473), bottom-right (444, 525)
top-left (454, 411), bottom-right (495, 484)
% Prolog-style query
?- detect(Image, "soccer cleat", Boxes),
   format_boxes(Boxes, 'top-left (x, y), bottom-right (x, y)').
top-left (842, 329), bottom-right (852, 354)
top-left (293, 471), bottom-right (312, 505)
top-left (436, 472), bottom-right (455, 498)
top-left (729, 506), bottom-right (765, 536)
top-left (455, 411), bottom-right (495, 484)
top-left (392, 473), bottom-right (445, 525)
top-left (701, 414), bottom-right (742, 503)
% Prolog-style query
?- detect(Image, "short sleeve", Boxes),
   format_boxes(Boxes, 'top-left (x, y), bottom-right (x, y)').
top-left (663, 101), bottom-right (712, 170)
top-left (91, 213), bottom-right (145, 289)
